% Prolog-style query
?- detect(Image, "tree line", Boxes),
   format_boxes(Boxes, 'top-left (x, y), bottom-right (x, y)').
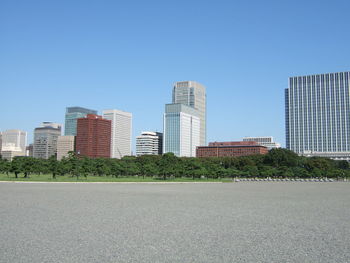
top-left (0, 148), bottom-right (349, 180)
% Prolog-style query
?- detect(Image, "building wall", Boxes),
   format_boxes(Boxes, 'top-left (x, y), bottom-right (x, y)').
top-left (65, 107), bottom-right (97, 136)
top-left (76, 114), bottom-right (111, 158)
top-left (173, 81), bottom-right (206, 146)
top-left (33, 124), bottom-right (62, 159)
top-left (196, 144), bottom-right (268, 158)
top-left (163, 104), bottom-right (200, 157)
top-left (1, 129), bottom-right (27, 152)
top-left (286, 72), bottom-right (350, 155)
top-left (243, 136), bottom-right (281, 150)
top-left (57, 136), bottom-right (75, 160)
top-left (136, 132), bottom-right (163, 156)
top-left (102, 109), bottom-right (132, 158)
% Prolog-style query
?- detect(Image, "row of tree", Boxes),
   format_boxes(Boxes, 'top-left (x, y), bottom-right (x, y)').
top-left (0, 149), bottom-right (349, 180)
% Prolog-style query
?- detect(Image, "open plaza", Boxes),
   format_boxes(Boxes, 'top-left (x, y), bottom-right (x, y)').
top-left (0, 182), bottom-right (349, 262)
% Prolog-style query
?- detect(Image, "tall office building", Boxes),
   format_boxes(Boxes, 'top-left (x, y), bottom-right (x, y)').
top-left (102, 109), bottom-right (132, 158)
top-left (76, 114), bottom-right (111, 158)
top-left (1, 129), bottom-right (27, 160)
top-left (285, 71), bottom-right (350, 160)
top-left (33, 122), bottom-right (62, 159)
top-left (1, 129), bottom-right (27, 152)
top-left (243, 136), bottom-right (281, 150)
top-left (163, 103), bottom-right (200, 157)
top-left (136, 131), bottom-right (163, 156)
top-left (173, 81), bottom-right (206, 146)
top-left (65, 106), bottom-right (97, 136)
top-left (57, 136), bottom-right (75, 160)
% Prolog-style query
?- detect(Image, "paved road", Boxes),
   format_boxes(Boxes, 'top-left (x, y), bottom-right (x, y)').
top-left (0, 182), bottom-right (349, 262)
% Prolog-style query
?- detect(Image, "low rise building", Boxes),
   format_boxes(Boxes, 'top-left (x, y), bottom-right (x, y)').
top-left (196, 141), bottom-right (268, 158)
top-left (242, 136), bottom-right (281, 150)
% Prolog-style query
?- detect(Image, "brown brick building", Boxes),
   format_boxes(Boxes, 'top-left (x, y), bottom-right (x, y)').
top-left (196, 141), bottom-right (268, 158)
top-left (76, 114), bottom-right (111, 158)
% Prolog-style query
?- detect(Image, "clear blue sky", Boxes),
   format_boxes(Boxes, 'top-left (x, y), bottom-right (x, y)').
top-left (1, 0), bottom-right (350, 151)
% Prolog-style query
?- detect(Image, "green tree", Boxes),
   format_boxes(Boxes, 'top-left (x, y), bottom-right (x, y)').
top-left (158, 153), bottom-right (178, 180)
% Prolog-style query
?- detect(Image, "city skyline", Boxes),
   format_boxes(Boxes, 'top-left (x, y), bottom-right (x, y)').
top-left (1, 1), bottom-right (350, 152)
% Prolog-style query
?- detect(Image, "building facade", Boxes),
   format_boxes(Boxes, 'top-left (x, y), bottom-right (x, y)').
top-left (102, 109), bottom-right (132, 158)
top-left (1, 129), bottom-right (27, 161)
top-left (33, 122), bottom-right (62, 159)
top-left (285, 72), bottom-right (350, 160)
top-left (196, 141), bottom-right (268, 157)
top-left (57, 136), bottom-right (75, 160)
top-left (76, 114), bottom-right (111, 158)
top-left (136, 131), bottom-right (163, 156)
top-left (1, 129), bottom-right (27, 152)
top-left (163, 103), bottom-right (200, 157)
top-left (242, 136), bottom-right (281, 150)
top-left (173, 81), bottom-right (206, 146)
top-left (65, 106), bottom-right (97, 136)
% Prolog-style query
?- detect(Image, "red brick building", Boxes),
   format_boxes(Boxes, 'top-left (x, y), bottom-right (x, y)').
top-left (76, 114), bottom-right (111, 158)
top-left (196, 141), bottom-right (268, 158)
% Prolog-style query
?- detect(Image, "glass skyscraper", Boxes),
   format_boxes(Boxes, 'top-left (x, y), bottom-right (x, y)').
top-left (172, 81), bottom-right (206, 146)
top-left (163, 103), bottom-right (200, 157)
top-left (65, 107), bottom-right (97, 136)
top-left (285, 72), bottom-right (350, 160)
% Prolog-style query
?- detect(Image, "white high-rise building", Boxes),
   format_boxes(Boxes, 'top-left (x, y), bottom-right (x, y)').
top-left (1, 129), bottom-right (27, 161)
top-left (57, 136), bottom-right (75, 160)
top-left (173, 81), bottom-right (206, 146)
top-left (285, 72), bottom-right (350, 160)
top-left (102, 109), bottom-right (132, 159)
top-left (243, 136), bottom-right (281, 150)
top-left (33, 122), bottom-right (62, 159)
top-left (136, 131), bottom-right (163, 156)
top-left (1, 129), bottom-right (27, 152)
top-left (1, 130), bottom-right (27, 160)
top-left (163, 103), bottom-right (200, 157)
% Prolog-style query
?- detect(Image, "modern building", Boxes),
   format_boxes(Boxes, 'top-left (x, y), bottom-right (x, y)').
top-left (136, 131), bottom-right (163, 156)
top-left (65, 106), bottom-right (97, 136)
top-left (0, 129), bottom-right (27, 160)
top-left (76, 114), bottom-right (111, 158)
top-left (163, 103), bottom-right (200, 157)
top-left (102, 109), bottom-right (132, 159)
top-left (196, 141), bottom-right (268, 158)
top-left (285, 71), bottom-right (350, 160)
top-left (173, 81), bottom-right (206, 146)
top-left (57, 136), bottom-right (75, 160)
top-left (1, 129), bottom-right (27, 152)
top-left (33, 122), bottom-right (62, 159)
top-left (243, 136), bottom-right (281, 150)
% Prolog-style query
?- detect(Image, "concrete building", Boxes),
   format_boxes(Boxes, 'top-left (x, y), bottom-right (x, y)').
top-left (173, 81), bottom-right (206, 146)
top-left (0, 129), bottom-right (27, 160)
top-left (243, 136), bottom-right (281, 150)
top-left (65, 106), bottom-right (97, 136)
top-left (285, 72), bottom-right (350, 160)
top-left (102, 109), bottom-right (132, 159)
top-left (33, 123), bottom-right (62, 159)
top-left (57, 136), bottom-right (75, 160)
top-left (163, 103), bottom-right (200, 157)
top-left (76, 114), bottom-right (111, 158)
top-left (196, 141), bottom-right (268, 158)
top-left (136, 131), bottom-right (163, 156)
top-left (1, 129), bottom-right (27, 152)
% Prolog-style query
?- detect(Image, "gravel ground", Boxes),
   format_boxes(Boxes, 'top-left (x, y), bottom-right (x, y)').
top-left (0, 182), bottom-right (349, 263)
